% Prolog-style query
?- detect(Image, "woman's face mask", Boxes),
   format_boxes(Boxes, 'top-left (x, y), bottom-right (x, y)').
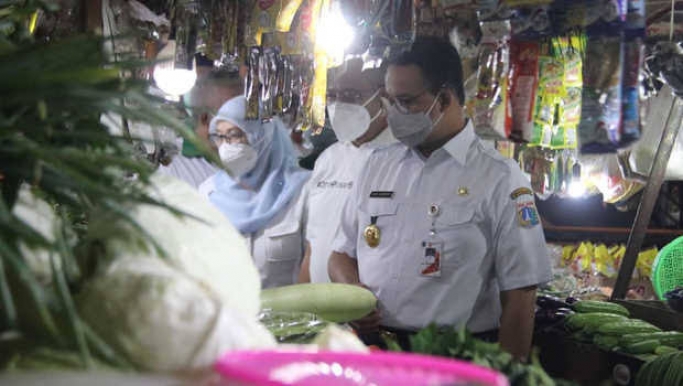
top-left (385, 92), bottom-right (444, 148)
top-left (218, 143), bottom-right (258, 177)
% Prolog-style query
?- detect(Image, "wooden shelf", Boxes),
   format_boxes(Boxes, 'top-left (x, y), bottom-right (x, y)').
top-left (543, 224), bottom-right (683, 246)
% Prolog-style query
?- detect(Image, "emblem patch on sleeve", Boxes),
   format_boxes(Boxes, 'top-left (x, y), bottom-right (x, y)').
top-left (510, 186), bottom-right (539, 228)
top-left (516, 200), bottom-right (540, 228)
top-left (510, 187), bottom-right (533, 200)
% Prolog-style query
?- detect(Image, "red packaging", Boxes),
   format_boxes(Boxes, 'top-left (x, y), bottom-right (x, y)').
top-left (508, 40), bottom-right (540, 142)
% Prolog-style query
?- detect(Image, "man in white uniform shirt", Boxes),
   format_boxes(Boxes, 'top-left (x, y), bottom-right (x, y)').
top-left (299, 59), bottom-right (396, 283)
top-left (328, 37), bottom-right (551, 359)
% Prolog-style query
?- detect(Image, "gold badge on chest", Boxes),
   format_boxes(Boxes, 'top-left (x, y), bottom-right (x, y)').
top-left (364, 216), bottom-right (380, 248)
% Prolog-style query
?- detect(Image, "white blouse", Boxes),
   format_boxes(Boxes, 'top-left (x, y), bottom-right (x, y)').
top-left (200, 176), bottom-right (307, 288)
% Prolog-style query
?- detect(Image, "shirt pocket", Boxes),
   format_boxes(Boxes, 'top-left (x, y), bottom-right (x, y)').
top-left (264, 221), bottom-right (302, 262)
top-left (435, 203), bottom-right (484, 268)
top-left (357, 200), bottom-right (400, 255)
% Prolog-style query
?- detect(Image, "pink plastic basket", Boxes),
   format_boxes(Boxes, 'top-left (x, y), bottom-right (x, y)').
top-left (215, 350), bottom-right (509, 386)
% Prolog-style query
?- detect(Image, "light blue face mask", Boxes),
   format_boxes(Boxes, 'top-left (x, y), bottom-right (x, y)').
top-left (385, 92), bottom-right (444, 147)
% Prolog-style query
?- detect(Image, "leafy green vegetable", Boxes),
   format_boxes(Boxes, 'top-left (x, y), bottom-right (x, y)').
top-left (389, 325), bottom-right (576, 386)
top-left (0, 1), bottom-right (215, 370)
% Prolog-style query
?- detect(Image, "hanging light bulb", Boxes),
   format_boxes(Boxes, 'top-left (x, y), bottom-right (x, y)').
top-left (568, 163), bottom-right (586, 198)
top-left (316, 1), bottom-right (355, 64)
top-left (153, 40), bottom-right (197, 99)
top-left (153, 4), bottom-right (199, 99)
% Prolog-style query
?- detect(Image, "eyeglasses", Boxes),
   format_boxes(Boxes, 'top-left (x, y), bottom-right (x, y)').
top-left (209, 130), bottom-right (247, 145)
top-left (391, 88), bottom-right (430, 113)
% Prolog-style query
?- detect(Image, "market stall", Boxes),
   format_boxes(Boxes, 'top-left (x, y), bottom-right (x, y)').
top-left (2, 0), bottom-right (683, 385)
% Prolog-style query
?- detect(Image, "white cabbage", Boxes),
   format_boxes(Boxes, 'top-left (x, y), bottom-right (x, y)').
top-left (11, 186), bottom-right (60, 284)
top-left (78, 257), bottom-right (274, 371)
top-left (80, 175), bottom-right (272, 371)
top-left (93, 174), bottom-right (261, 318)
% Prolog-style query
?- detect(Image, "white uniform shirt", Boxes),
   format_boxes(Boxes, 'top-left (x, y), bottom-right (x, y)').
top-left (332, 122), bottom-right (552, 332)
top-left (200, 176), bottom-right (307, 289)
top-left (305, 142), bottom-right (375, 283)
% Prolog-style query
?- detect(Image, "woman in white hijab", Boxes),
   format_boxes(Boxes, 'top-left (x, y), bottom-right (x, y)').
top-left (200, 96), bottom-right (310, 288)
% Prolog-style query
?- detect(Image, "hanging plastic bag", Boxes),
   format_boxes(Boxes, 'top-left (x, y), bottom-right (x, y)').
top-left (470, 20), bottom-right (512, 139)
top-left (582, 153), bottom-right (643, 204)
top-left (629, 85), bottom-right (683, 180)
top-left (577, 36), bottom-right (624, 153)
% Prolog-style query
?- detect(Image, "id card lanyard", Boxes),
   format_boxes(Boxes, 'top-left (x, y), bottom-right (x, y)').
top-left (421, 203), bottom-right (444, 278)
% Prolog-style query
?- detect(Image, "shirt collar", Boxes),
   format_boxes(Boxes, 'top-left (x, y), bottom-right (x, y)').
top-left (441, 120), bottom-right (475, 165)
top-left (400, 120), bottom-right (476, 164)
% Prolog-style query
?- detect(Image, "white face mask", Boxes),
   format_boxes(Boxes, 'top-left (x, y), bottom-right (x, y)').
top-left (218, 143), bottom-right (258, 177)
top-left (327, 102), bottom-right (372, 143)
top-left (386, 93), bottom-right (444, 148)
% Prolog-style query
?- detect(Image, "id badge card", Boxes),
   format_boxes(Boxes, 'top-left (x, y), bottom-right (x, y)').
top-left (420, 234), bottom-right (444, 278)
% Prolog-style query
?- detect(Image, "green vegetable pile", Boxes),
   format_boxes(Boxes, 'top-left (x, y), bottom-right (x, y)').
top-left (565, 300), bottom-right (683, 358)
top-left (388, 325), bottom-right (575, 386)
top-left (635, 352), bottom-right (683, 386)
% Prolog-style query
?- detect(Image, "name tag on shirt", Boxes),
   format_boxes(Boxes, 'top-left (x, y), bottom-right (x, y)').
top-left (420, 235), bottom-right (444, 278)
top-left (370, 191), bottom-right (394, 199)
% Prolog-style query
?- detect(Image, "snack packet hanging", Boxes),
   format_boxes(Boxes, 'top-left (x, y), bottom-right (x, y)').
top-left (245, 47), bottom-right (262, 120)
top-left (551, 34), bottom-right (584, 150)
top-left (246, 0), bottom-right (279, 47)
top-left (246, 0), bottom-right (306, 47)
top-left (620, 0), bottom-right (645, 146)
top-left (471, 20), bottom-right (512, 139)
top-left (306, 52), bottom-right (328, 131)
top-left (530, 41), bottom-right (563, 148)
top-left (620, 36), bottom-right (643, 146)
top-left (260, 34), bottom-right (281, 120)
top-left (273, 32), bottom-right (301, 116)
top-left (276, 0), bottom-right (305, 32)
top-left (577, 35), bottom-right (623, 153)
top-left (509, 40), bottom-right (540, 142)
top-left (551, 150), bottom-right (563, 194)
top-left (204, 1), bottom-right (231, 60)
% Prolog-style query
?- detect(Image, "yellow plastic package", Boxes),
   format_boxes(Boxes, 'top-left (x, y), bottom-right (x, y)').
top-left (594, 243), bottom-right (615, 277)
top-left (530, 45), bottom-right (563, 148)
top-left (551, 34), bottom-right (585, 150)
top-left (562, 244), bottom-right (577, 267)
top-left (571, 241), bottom-right (594, 274)
top-left (636, 247), bottom-right (658, 278)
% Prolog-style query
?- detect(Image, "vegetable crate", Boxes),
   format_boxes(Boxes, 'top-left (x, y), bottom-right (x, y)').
top-left (535, 329), bottom-right (646, 386)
